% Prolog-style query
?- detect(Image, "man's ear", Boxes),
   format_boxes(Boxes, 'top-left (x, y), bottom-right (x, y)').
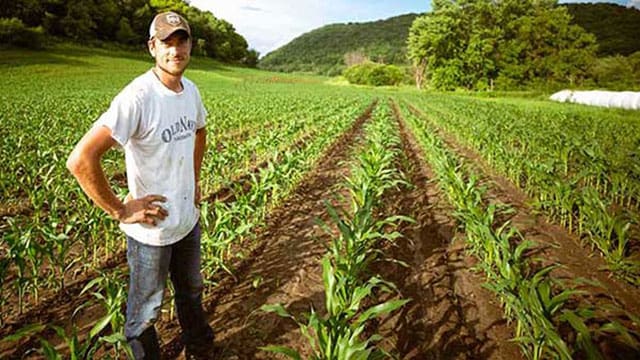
top-left (148, 39), bottom-right (156, 58)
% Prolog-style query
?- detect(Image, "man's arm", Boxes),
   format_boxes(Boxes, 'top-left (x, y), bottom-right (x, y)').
top-left (194, 127), bottom-right (206, 205)
top-left (66, 125), bottom-right (168, 225)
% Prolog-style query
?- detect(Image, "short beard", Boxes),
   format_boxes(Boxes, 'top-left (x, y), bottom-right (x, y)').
top-left (156, 62), bottom-right (186, 77)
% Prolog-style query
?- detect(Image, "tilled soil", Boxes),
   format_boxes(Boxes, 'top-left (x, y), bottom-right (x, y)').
top-left (159, 101), bottom-right (375, 359)
top-left (158, 99), bottom-right (524, 359)
top-left (405, 104), bottom-right (640, 357)
top-left (9, 97), bottom-right (637, 359)
top-left (365, 101), bottom-right (521, 360)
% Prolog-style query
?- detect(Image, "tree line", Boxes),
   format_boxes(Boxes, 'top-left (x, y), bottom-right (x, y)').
top-left (0, 0), bottom-right (259, 66)
top-left (407, 0), bottom-right (640, 90)
top-left (258, 1), bottom-right (639, 90)
top-left (565, 2), bottom-right (640, 57)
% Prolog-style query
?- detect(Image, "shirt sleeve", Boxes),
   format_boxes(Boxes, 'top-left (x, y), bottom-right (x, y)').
top-left (195, 87), bottom-right (207, 129)
top-left (94, 90), bottom-right (141, 146)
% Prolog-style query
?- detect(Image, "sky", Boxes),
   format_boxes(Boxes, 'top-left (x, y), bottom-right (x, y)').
top-left (188, 0), bottom-right (638, 57)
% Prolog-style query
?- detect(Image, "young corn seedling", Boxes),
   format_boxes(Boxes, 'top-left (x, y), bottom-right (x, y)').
top-left (262, 102), bottom-right (410, 358)
top-left (261, 256), bottom-right (409, 360)
top-left (400, 101), bottom-right (622, 360)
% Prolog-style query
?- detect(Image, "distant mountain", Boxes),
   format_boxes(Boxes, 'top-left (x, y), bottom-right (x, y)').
top-left (258, 14), bottom-right (418, 75)
top-left (259, 3), bottom-right (640, 75)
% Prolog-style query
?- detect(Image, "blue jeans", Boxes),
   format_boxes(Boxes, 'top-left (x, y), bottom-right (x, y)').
top-left (125, 223), bottom-right (214, 359)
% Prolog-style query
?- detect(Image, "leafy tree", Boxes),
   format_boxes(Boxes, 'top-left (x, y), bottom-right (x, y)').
top-left (343, 62), bottom-right (403, 86)
top-left (0, 0), bottom-right (44, 27)
top-left (408, 0), bottom-right (597, 90)
top-left (1, 0), bottom-right (256, 65)
top-left (0, 17), bottom-right (44, 48)
top-left (344, 50), bottom-right (369, 67)
top-left (115, 17), bottom-right (136, 45)
top-left (242, 49), bottom-right (260, 67)
top-left (93, 0), bottom-right (121, 41)
top-left (564, 3), bottom-right (640, 56)
top-left (59, 0), bottom-right (96, 40)
top-left (408, 3), bottom-right (468, 89)
top-left (590, 54), bottom-right (640, 90)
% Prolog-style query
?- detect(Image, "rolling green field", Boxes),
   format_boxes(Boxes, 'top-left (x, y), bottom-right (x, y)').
top-left (1, 45), bottom-right (639, 359)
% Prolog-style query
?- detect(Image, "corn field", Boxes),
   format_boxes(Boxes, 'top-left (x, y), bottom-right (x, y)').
top-left (1, 46), bottom-right (639, 359)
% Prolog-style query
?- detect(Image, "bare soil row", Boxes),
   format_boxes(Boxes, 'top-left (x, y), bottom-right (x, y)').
top-left (406, 102), bottom-right (640, 358)
top-left (159, 99), bottom-right (521, 359)
top-left (8, 98), bottom-right (638, 359)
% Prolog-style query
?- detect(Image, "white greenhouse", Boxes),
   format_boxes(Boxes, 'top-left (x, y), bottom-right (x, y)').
top-left (550, 90), bottom-right (640, 110)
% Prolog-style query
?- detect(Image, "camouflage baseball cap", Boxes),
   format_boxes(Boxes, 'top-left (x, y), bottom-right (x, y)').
top-left (149, 12), bottom-right (191, 40)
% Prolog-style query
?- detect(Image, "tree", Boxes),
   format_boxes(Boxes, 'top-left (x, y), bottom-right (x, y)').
top-left (59, 0), bottom-right (97, 40)
top-left (116, 17), bottom-right (136, 44)
top-left (242, 49), bottom-right (259, 67)
top-left (93, 0), bottom-right (121, 41)
top-left (408, 3), bottom-right (468, 89)
top-left (2, 0), bottom-right (254, 64)
top-left (343, 62), bottom-right (403, 86)
top-left (407, 0), bottom-right (597, 90)
top-left (344, 50), bottom-right (369, 67)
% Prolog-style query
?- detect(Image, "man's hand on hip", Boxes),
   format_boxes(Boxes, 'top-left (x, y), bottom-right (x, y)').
top-left (116, 195), bottom-right (168, 226)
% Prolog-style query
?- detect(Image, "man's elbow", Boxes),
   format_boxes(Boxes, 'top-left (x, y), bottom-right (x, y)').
top-left (66, 150), bottom-right (89, 178)
top-left (66, 152), bottom-right (80, 176)
top-left (67, 127), bottom-right (113, 177)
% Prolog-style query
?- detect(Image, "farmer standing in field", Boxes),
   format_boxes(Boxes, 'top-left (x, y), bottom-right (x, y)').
top-left (66, 12), bottom-right (214, 359)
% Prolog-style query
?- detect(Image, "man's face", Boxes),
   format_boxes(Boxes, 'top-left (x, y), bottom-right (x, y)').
top-left (148, 31), bottom-right (192, 76)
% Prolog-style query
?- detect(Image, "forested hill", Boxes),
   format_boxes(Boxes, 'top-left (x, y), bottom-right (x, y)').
top-left (258, 14), bottom-right (418, 75)
top-left (259, 3), bottom-right (640, 75)
top-left (564, 3), bottom-right (640, 56)
top-left (0, 0), bottom-right (258, 65)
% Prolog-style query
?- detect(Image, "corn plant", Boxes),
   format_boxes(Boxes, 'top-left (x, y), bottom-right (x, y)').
top-left (75, 269), bottom-right (128, 341)
top-left (397, 100), bottom-right (640, 359)
top-left (262, 102), bottom-right (411, 358)
top-left (2, 323), bottom-right (132, 360)
top-left (262, 256), bottom-right (408, 360)
top-left (4, 218), bottom-right (36, 315)
top-left (403, 94), bottom-right (640, 284)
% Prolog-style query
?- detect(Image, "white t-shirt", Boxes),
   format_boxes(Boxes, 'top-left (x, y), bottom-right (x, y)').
top-left (95, 69), bottom-right (207, 246)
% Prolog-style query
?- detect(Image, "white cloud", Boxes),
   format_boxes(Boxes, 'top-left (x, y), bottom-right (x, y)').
top-left (189, 0), bottom-right (332, 56)
top-left (188, 0), bottom-right (428, 56)
top-left (189, 1), bottom-right (637, 56)
top-left (627, 0), bottom-right (640, 9)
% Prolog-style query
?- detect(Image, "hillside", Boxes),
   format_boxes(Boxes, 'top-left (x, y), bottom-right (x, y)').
top-left (259, 3), bottom-right (640, 75)
top-left (258, 13), bottom-right (418, 75)
top-left (564, 3), bottom-right (640, 56)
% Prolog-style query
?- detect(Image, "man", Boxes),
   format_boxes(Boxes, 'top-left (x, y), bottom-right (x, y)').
top-left (67, 12), bottom-right (214, 359)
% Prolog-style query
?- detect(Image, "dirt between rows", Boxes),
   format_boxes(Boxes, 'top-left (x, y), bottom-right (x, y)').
top-left (11, 95), bottom-right (633, 359)
top-left (158, 100), bottom-right (376, 358)
top-left (363, 101), bottom-right (521, 360)
top-left (157, 98), bottom-right (524, 359)
top-left (406, 104), bottom-right (640, 358)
